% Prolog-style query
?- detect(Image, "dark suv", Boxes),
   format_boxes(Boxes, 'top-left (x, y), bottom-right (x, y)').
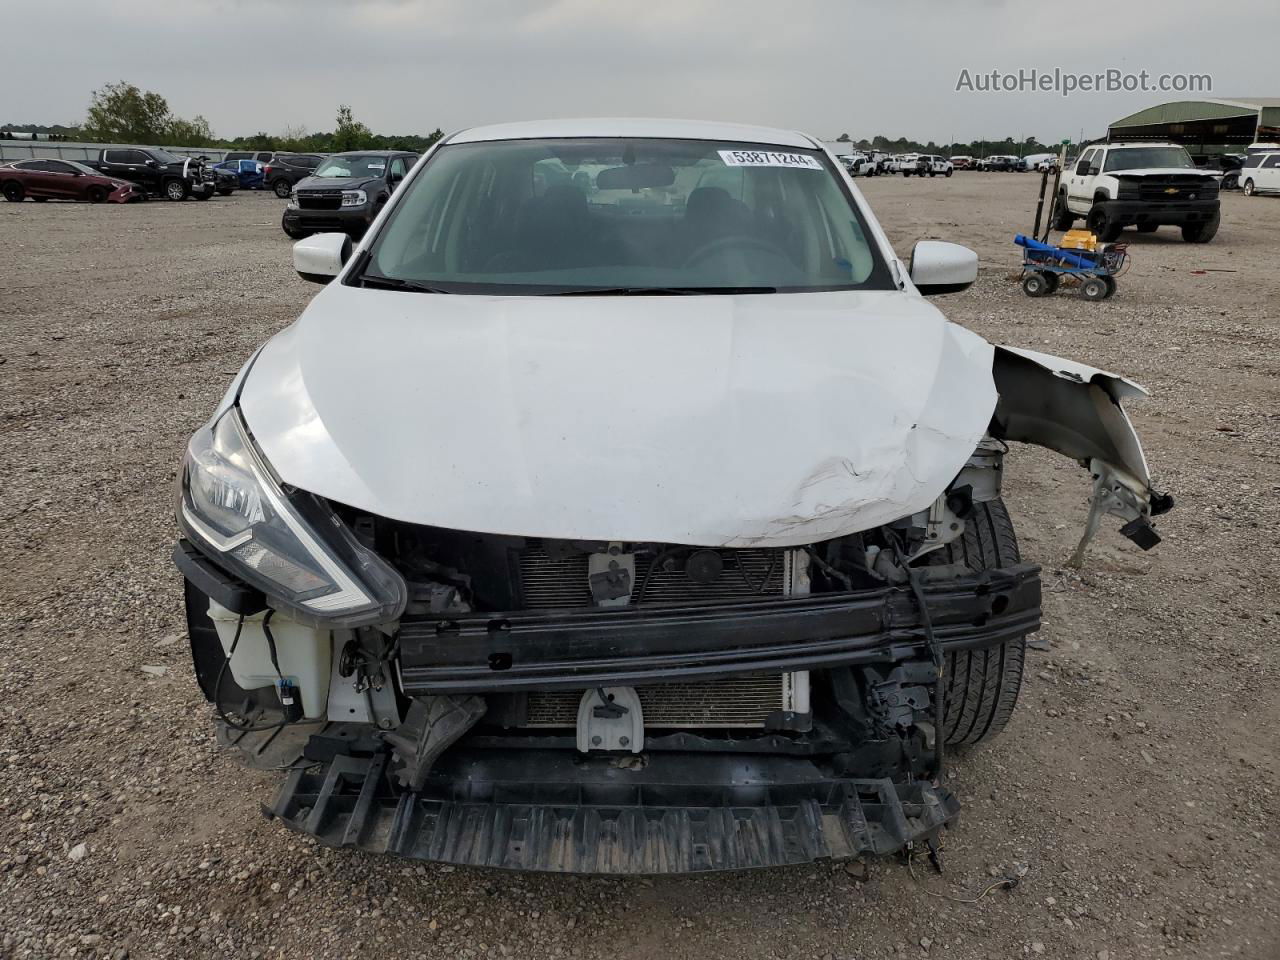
top-left (281, 150), bottom-right (417, 239)
top-left (262, 154), bottom-right (325, 198)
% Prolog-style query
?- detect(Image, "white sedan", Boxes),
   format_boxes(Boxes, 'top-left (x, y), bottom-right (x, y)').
top-left (173, 117), bottom-right (1171, 876)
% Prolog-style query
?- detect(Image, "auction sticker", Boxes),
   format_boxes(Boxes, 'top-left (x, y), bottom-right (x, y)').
top-left (718, 150), bottom-right (822, 170)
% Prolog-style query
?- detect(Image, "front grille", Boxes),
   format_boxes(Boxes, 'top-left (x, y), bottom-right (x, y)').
top-left (1119, 176), bottom-right (1218, 202)
top-left (297, 190), bottom-right (342, 210)
top-left (516, 541), bottom-right (787, 609)
top-left (293, 216), bottom-right (348, 231)
top-left (523, 674), bottom-right (800, 728)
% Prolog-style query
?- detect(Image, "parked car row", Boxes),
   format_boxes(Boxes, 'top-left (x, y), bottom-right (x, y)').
top-left (1, 146), bottom-right (335, 204)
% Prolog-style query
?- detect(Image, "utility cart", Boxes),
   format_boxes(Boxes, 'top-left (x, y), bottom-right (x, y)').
top-left (1015, 233), bottom-right (1129, 300)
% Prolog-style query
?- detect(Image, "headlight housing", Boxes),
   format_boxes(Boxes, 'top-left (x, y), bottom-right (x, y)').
top-left (341, 189), bottom-right (367, 207)
top-left (177, 408), bottom-right (405, 627)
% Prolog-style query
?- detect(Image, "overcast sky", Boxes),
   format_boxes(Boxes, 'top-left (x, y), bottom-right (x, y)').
top-left (11, 0), bottom-right (1278, 144)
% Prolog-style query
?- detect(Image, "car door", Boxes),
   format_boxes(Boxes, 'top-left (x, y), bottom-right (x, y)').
top-left (37, 160), bottom-right (82, 198)
top-left (102, 149), bottom-right (150, 187)
top-left (10, 160), bottom-right (55, 196)
top-left (1261, 154), bottom-right (1280, 192)
top-left (1067, 149), bottom-right (1098, 210)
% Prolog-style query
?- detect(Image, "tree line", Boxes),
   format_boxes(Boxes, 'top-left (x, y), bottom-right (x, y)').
top-left (6, 81), bottom-right (1073, 158)
top-left (833, 132), bottom-right (1071, 157)
top-left (1, 81), bottom-right (442, 154)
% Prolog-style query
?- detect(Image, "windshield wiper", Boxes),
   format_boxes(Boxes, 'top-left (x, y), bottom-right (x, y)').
top-left (358, 275), bottom-right (453, 294)
top-left (547, 285), bottom-right (779, 296)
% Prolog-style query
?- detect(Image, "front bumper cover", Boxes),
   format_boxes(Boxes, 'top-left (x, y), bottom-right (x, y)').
top-left (282, 204), bottom-right (375, 235)
top-left (1098, 197), bottom-right (1219, 226)
top-left (399, 563), bottom-right (1041, 694)
top-left (267, 750), bottom-right (960, 874)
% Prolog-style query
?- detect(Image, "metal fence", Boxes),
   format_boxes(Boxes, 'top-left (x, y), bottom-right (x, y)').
top-left (0, 139), bottom-right (231, 163)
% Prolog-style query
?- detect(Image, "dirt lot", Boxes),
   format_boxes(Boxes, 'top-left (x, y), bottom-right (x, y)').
top-left (2, 176), bottom-right (1278, 960)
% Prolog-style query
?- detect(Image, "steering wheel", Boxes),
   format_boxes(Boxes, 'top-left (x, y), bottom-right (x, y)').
top-left (682, 234), bottom-right (788, 269)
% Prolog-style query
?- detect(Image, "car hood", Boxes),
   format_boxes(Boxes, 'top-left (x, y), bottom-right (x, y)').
top-left (293, 175), bottom-right (377, 192)
top-left (238, 286), bottom-right (998, 547)
top-left (1110, 168), bottom-right (1218, 179)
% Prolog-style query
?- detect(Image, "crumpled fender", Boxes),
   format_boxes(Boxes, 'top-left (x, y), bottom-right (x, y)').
top-left (990, 345), bottom-right (1172, 564)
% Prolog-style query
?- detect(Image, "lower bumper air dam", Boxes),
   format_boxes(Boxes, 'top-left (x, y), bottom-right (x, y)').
top-left (265, 750), bottom-right (960, 874)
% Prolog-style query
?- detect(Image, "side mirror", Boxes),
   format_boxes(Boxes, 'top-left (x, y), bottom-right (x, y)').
top-left (1088, 166), bottom-right (1100, 177)
top-left (909, 240), bottom-right (978, 296)
top-left (294, 232), bottom-right (352, 284)
top-left (146, 159), bottom-right (158, 167)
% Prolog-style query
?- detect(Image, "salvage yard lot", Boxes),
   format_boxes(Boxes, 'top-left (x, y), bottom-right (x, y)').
top-left (1, 179), bottom-right (1278, 960)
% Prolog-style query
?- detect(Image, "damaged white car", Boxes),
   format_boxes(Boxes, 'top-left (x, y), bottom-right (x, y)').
top-left (174, 119), bottom-right (1171, 874)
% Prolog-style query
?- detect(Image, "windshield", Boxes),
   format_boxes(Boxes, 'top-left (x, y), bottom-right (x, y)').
top-left (314, 155), bottom-right (389, 179)
top-left (359, 137), bottom-right (893, 295)
top-left (1104, 147), bottom-right (1195, 172)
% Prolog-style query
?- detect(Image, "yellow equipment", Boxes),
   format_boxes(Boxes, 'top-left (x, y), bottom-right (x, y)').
top-left (1060, 230), bottom-right (1099, 252)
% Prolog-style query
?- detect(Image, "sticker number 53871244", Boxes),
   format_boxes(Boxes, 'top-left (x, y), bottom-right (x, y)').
top-left (718, 150), bottom-right (823, 170)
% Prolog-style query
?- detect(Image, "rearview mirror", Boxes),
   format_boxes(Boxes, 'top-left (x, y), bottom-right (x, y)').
top-left (294, 232), bottom-right (352, 284)
top-left (909, 240), bottom-right (978, 296)
top-left (595, 163), bottom-right (676, 190)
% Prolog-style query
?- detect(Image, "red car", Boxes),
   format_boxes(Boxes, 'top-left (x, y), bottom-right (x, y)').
top-left (0, 158), bottom-right (143, 203)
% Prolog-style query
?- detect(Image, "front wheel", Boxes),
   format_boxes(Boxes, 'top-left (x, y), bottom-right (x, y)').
top-left (929, 498), bottom-right (1026, 747)
top-left (1086, 204), bottom-right (1122, 242)
top-left (86, 185), bottom-right (108, 203)
top-left (1081, 276), bottom-right (1109, 301)
top-left (164, 179), bottom-right (188, 202)
top-left (945, 169), bottom-right (953, 177)
top-left (1181, 211), bottom-right (1220, 244)
top-left (1243, 179), bottom-right (1255, 196)
top-left (1021, 272), bottom-right (1053, 297)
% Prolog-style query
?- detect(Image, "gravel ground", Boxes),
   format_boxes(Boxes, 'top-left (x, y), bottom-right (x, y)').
top-left (1, 178), bottom-right (1278, 960)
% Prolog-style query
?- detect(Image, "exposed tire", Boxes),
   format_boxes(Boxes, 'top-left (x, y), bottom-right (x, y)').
top-left (195, 191), bottom-right (211, 201)
top-left (1181, 211), bottom-right (1220, 244)
top-left (1242, 179), bottom-right (1255, 197)
top-left (1136, 223), bottom-right (1159, 233)
top-left (1, 181), bottom-right (23, 202)
top-left (1102, 276), bottom-right (1117, 299)
top-left (945, 169), bottom-right (953, 177)
top-left (1021, 272), bottom-right (1051, 297)
top-left (217, 189), bottom-right (234, 196)
top-left (928, 499), bottom-right (1026, 747)
top-left (283, 225), bottom-right (309, 239)
top-left (1051, 194), bottom-right (1075, 230)
top-left (1086, 203), bottom-right (1121, 242)
top-left (86, 185), bottom-right (108, 203)
top-left (273, 178), bottom-right (293, 199)
top-left (163, 179), bottom-right (188, 202)
top-left (1081, 276), bottom-right (1109, 301)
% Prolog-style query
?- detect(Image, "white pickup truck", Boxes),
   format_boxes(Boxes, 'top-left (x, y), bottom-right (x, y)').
top-left (1053, 142), bottom-right (1221, 243)
top-left (903, 155), bottom-right (953, 177)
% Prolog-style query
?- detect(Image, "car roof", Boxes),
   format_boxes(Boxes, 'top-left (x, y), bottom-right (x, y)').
top-left (448, 118), bottom-right (816, 149)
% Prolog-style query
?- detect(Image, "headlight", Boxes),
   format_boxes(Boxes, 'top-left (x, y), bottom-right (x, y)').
top-left (287, 193), bottom-right (298, 209)
top-left (341, 189), bottom-right (367, 207)
top-left (177, 408), bottom-right (405, 626)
